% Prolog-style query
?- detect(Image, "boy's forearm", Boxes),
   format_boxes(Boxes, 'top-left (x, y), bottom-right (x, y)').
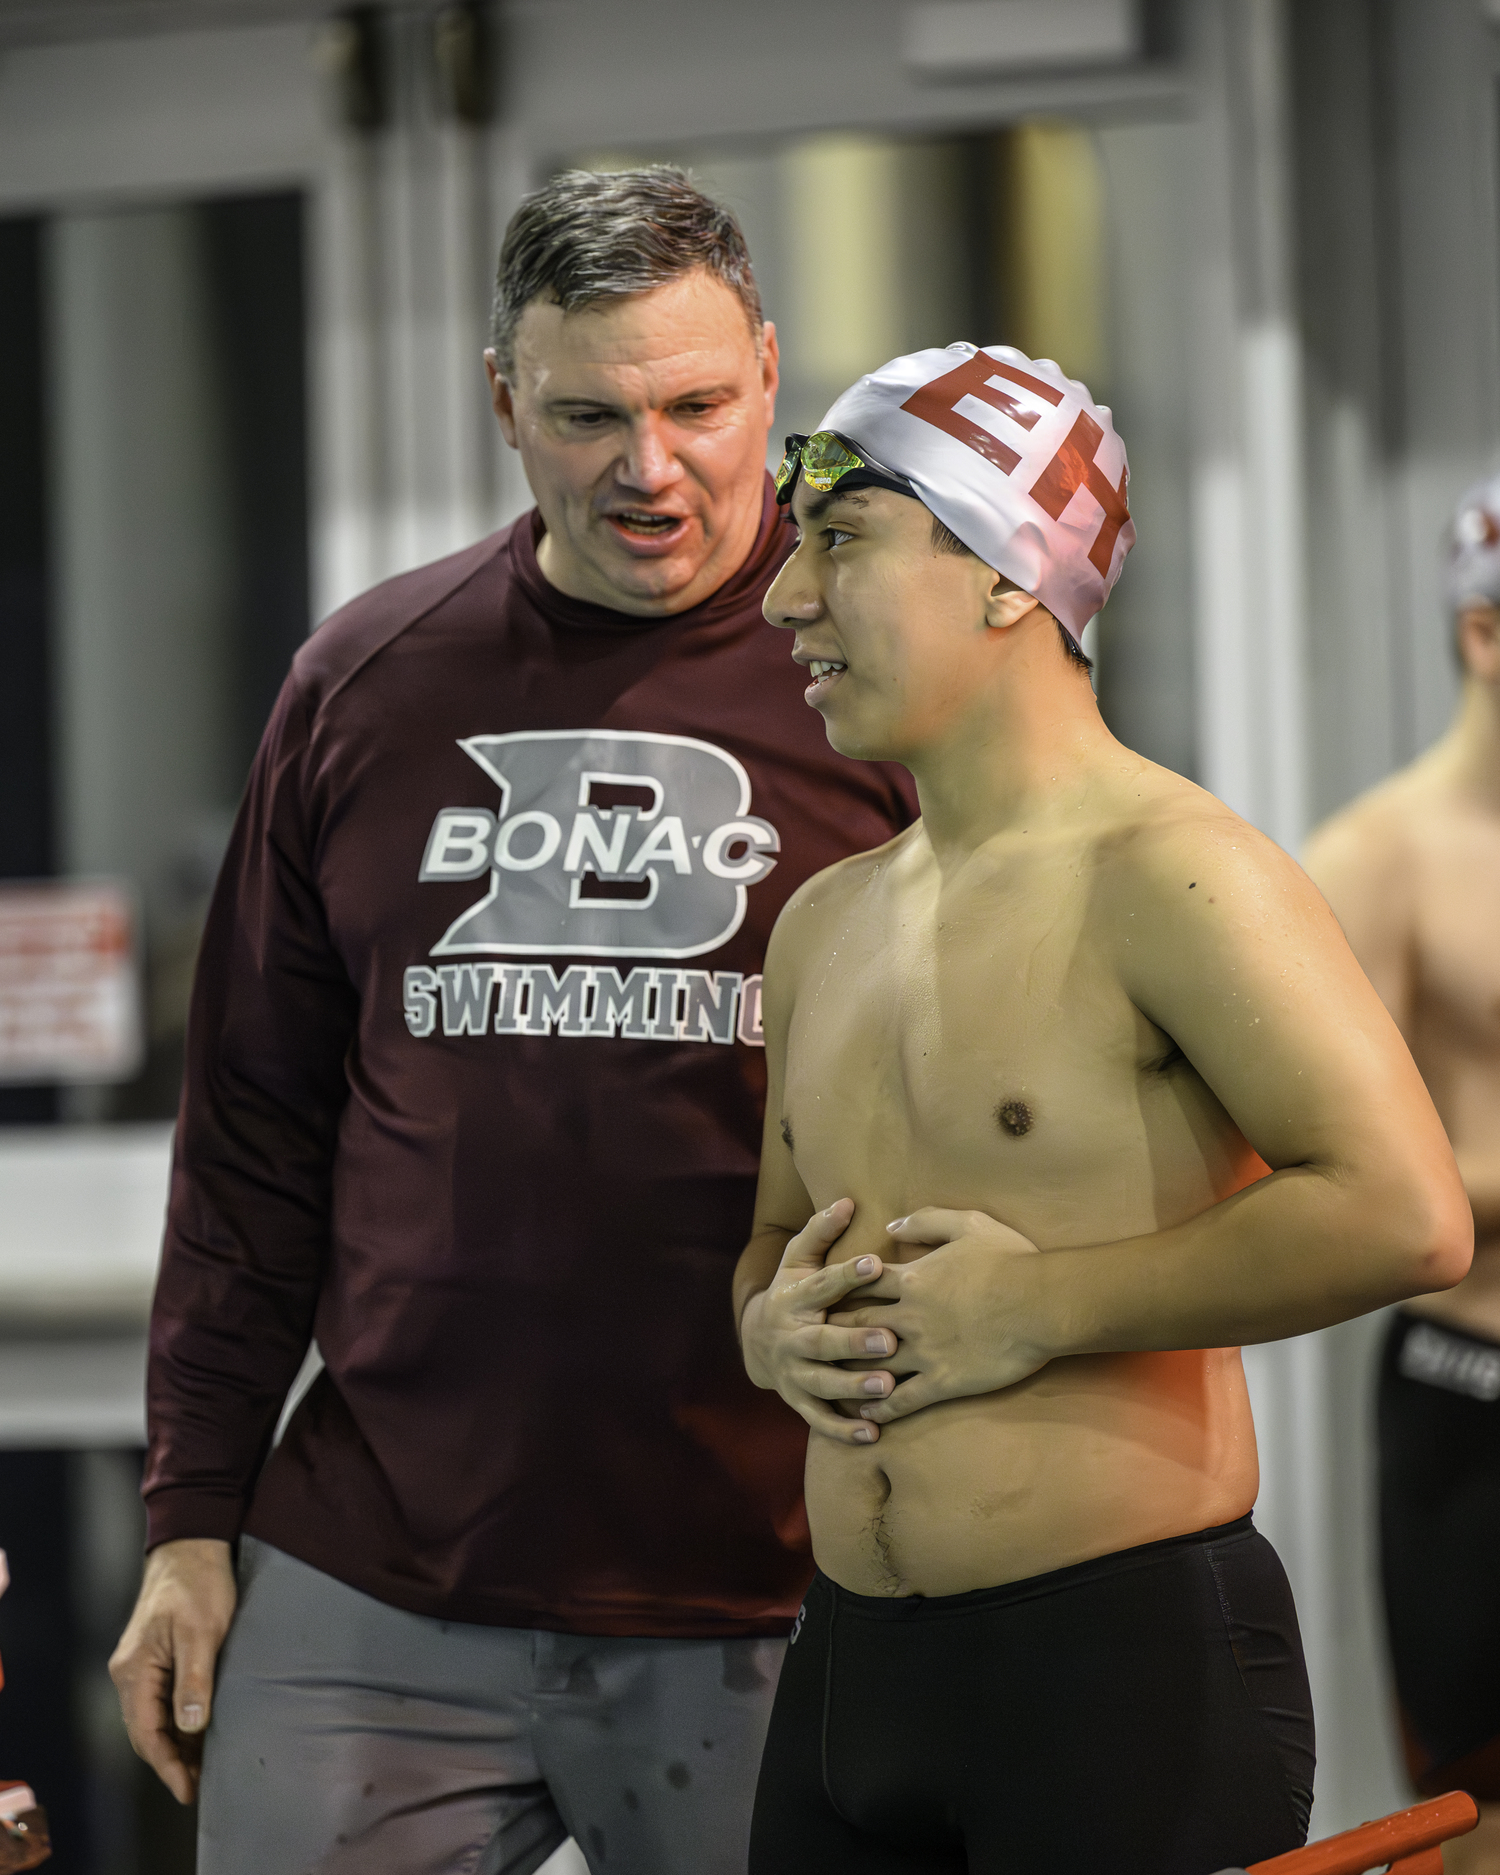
top-left (1042, 1161), bottom-right (1472, 1360)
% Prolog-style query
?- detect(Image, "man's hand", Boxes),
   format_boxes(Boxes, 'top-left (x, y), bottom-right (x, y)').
top-left (829, 1208), bottom-right (1047, 1425)
top-left (109, 1538), bottom-right (236, 1804)
top-left (739, 1199), bottom-right (900, 1444)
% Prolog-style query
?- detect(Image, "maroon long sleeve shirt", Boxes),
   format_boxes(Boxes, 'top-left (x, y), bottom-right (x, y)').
top-left (143, 485), bottom-right (918, 1636)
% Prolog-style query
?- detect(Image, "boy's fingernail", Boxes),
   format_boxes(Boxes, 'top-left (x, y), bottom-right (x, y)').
top-left (854, 1256), bottom-right (877, 1276)
top-left (886, 1217), bottom-right (907, 1232)
top-left (853, 1426), bottom-right (876, 1443)
top-left (862, 1375), bottom-right (887, 1394)
top-left (863, 1332), bottom-right (888, 1354)
top-left (178, 1703), bottom-right (204, 1731)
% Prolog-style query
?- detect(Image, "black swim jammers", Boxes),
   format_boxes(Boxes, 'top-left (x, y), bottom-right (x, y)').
top-left (750, 1517), bottom-right (1314, 1875)
top-left (1379, 1310), bottom-right (1500, 1800)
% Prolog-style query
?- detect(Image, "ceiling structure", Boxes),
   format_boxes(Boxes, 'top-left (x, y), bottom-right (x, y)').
top-left (0, 0), bottom-right (396, 52)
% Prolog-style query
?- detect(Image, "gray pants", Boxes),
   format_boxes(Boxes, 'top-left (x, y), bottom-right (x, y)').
top-left (198, 1538), bottom-right (787, 1875)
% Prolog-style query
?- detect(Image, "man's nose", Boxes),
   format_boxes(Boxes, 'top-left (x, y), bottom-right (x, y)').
top-left (618, 417), bottom-right (681, 495)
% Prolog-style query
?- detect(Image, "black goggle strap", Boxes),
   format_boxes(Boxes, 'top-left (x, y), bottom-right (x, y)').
top-left (774, 430), bottom-right (916, 506)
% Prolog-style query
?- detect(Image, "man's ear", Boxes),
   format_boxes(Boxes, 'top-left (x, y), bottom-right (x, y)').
top-left (485, 349), bottom-right (520, 449)
top-left (759, 320), bottom-right (781, 421)
top-left (983, 572), bottom-right (1042, 633)
top-left (1458, 602), bottom-right (1500, 683)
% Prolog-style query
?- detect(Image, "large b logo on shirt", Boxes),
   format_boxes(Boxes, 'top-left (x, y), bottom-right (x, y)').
top-left (419, 730), bottom-right (779, 959)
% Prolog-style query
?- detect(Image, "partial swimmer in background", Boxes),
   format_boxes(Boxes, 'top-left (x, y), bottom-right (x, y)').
top-left (736, 342), bottom-right (1473, 1875)
top-left (1306, 478), bottom-right (1500, 1875)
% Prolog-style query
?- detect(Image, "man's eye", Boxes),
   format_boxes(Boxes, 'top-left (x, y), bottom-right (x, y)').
top-left (674, 402), bottom-right (716, 418)
top-left (568, 412), bottom-right (612, 428)
top-left (825, 528), bottom-right (854, 549)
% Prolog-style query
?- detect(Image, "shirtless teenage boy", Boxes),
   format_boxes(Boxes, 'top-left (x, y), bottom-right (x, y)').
top-left (1305, 480), bottom-right (1500, 1875)
top-left (734, 345), bottom-right (1473, 1875)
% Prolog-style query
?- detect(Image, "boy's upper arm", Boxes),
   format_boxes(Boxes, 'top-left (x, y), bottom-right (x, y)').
top-left (1302, 809), bottom-right (1416, 1038)
top-left (1115, 813), bottom-right (1442, 1182)
top-left (750, 885), bottom-right (820, 1239)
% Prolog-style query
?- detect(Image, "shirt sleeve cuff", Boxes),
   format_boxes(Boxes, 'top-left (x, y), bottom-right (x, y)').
top-left (143, 1489), bottom-right (246, 1551)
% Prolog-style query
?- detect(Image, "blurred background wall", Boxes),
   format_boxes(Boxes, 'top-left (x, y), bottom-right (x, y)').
top-left (0, 0), bottom-right (1497, 1866)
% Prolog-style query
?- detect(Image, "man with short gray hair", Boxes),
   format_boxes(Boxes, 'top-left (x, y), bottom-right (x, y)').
top-left (109, 166), bottom-right (916, 1875)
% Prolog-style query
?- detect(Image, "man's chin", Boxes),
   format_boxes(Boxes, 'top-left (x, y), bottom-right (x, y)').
top-left (587, 532), bottom-right (711, 611)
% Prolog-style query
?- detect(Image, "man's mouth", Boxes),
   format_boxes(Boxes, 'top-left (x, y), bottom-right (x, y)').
top-left (606, 509), bottom-right (687, 539)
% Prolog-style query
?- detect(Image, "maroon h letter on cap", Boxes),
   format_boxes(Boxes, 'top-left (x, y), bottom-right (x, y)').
top-left (1029, 411), bottom-right (1130, 576)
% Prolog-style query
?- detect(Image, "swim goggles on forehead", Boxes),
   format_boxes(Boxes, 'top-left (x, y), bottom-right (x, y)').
top-left (773, 430), bottom-right (918, 507)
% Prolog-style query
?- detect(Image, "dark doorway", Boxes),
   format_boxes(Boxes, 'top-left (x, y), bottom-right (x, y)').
top-left (0, 189), bottom-right (310, 1875)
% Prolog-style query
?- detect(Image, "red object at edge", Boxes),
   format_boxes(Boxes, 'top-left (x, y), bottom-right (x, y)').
top-left (1247, 1791), bottom-right (1478, 1875)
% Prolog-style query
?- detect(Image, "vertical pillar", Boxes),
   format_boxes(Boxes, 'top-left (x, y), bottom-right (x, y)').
top-left (1290, 0), bottom-right (1400, 821)
top-left (310, 133), bottom-right (385, 620)
top-left (485, 117), bottom-right (539, 530)
top-left (46, 208), bottom-right (236, 927)
top-left (437, 119), bottom-right (498, 550)
top-left (1189, 0), bottom-right (1309, 855)
top-left (308, 18), bottom-right (528, 622)
top-left (377, 13), bottom-right (435, 580)
top-left (1380, 0), bottom-right (1500, 756)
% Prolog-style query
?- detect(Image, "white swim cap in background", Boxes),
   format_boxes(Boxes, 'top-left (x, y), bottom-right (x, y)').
top-left (819, 342), bottom-right (1135, 642)
top-left (1448, 474), bottom-right (1500, 609)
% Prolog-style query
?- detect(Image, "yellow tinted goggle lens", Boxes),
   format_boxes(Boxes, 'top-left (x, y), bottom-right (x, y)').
top-left (801, 432), bottom-right (865, 491)
top-left (775, 431), bottom-right (866, 496)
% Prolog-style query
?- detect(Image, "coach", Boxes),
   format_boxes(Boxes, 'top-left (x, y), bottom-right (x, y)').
top-left (109, 167), bottom-right (916, 1875)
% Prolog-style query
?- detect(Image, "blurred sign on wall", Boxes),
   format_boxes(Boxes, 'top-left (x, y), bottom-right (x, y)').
top-left (903, 0), bottom-right (1140, 76)
top-left (0, 880), bottom-right (143, 1084)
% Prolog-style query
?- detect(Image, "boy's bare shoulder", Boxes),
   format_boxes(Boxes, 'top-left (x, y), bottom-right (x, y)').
top-left (1085, 762), bottom-right (1357, 1034)
top-left (1093, 759), bottom-right (1316, 925)
top-left (766, 822), bottom-right (920, 966)
top-left (778, 820), bottom-right (918, 920)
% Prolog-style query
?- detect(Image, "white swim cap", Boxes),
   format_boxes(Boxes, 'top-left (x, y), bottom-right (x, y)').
top-left (818, 342), bottom-right (1134, 641)
top-left (1448, 474), bottom-right (1500, 609)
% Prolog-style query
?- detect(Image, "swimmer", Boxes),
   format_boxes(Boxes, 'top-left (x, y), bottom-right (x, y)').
top-left (734, 344), bottom-right (1473, 1875)
top-left (1306, 479), bottom-right (1500, 1875)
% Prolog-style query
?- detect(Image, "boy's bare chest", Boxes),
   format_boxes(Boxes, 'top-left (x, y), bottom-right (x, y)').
top-left (781, 873), bottom-right (1146, 1203)
top-left (1413, 833), bottom-right (1500, 1056)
